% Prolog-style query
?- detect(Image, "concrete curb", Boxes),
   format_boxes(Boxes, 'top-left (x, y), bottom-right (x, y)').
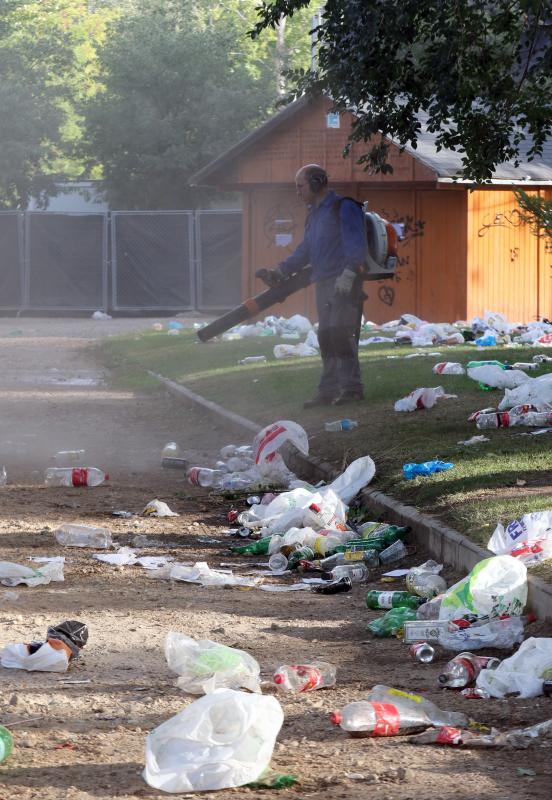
top-left (156, 371), bottom-right (552, 620)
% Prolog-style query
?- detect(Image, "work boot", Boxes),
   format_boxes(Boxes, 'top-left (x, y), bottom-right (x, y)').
top-left (303, 395), bottom-right (334, 409)
top-left (332, 392), bottom-right (364, 406)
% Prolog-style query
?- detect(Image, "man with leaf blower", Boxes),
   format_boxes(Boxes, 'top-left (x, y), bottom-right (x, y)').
top-left (258, 164), bottom-right (368, 408)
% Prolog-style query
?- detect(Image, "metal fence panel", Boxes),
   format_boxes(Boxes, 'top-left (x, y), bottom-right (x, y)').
top-left (111, 212), bottom-right (194, 311)
top-left (25, 213), bottom-right (108, 310)
top-left (195, 210), bottom-right (242, 310)
top-left (0, 212), bottom-right (24, 309)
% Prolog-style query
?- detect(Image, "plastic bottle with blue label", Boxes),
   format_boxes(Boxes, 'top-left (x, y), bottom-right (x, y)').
top-left (324, 419), bottom-right (358, 432)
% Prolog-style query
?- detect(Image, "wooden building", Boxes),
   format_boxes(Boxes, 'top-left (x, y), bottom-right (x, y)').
top-left (190, 96), bottom-right (552, 324)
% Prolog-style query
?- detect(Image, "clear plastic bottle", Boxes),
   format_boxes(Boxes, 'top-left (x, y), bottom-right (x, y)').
top-left (273, 661), bottom-right (336, 692)
top-left (416, 596), bottom-right (443, 619)
top-left (409, 642), bottom-right (436, 663)
top-left (53, 449), bottom-right (86, 466)
top-left (324, 419), bottom-right (359, 432)
top-left (45, 467), bottom-right (108, 487)
top-left (220, 444), bottom-right (239, 459)
top-left (330, 687), bottom-right (468, 737)
top-left (406, 570), bottom-right (447, 600)
top-left (238, 356), bottom-right (267, 365)
top-left (0, 467), bottom-right (6, 487)
top-left (268, 553), bottom-right (288, 572)
top-left (221, 474), bottom-right (253, 491)
top-left (330, 563), bottom-right (369, 583)
top-left (438, 652), bottom-right (500, 688)
top-left (320, 550), bottom-right (379, 570)
top-left (226, 456), bottom-right (254, 471)
top-left (186, 467), bottom-right (225, 488)
top-left (55, 523), bottom-right (112, 549)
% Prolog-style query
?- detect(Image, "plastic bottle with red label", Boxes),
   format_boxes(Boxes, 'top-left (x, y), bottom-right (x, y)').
top-left (186, 467), bottom-right (225, 488)
top-left (331, 684), bottom-right (469, 737)
top-left (45, 467), bottom-right (108, 487)
top-left (438, 652), bottom-right (500, 688)
top-left (273, 661), bottom-right (336, 692)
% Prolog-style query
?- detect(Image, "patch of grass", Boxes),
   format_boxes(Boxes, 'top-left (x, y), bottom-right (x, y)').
top-left (97, 330), bottom-right (552, 548)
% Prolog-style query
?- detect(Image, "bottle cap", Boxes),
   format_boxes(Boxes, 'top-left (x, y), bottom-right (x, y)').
top-left (329, 711), bottom-right (342, 726)
top-left (273, 673), bottom-right (284, 685)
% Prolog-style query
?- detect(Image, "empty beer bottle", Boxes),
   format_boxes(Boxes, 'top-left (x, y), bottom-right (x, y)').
top-left (366, 590), bottom-right (423, 610)
top-left (232, 537), bottom-right (272, 555)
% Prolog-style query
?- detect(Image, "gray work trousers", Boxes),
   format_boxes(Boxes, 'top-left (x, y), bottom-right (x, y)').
top-left (315, 274), bottom-right (364, 399)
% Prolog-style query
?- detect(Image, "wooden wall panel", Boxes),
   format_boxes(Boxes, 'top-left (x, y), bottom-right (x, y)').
top-left (237, 98), bottom-right (432, 187)
top-left (538, 189), bottom-right (552, 319)
top-left (417, 190), bottom-right (468, 322)
top-left (467, 190), bottom-right (539, 322)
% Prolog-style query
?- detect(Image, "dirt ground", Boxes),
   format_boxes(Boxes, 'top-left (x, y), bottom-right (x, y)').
top-left (0, 317), bottom-right (551, 800)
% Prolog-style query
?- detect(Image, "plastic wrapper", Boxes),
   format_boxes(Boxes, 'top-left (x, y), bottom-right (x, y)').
top-left (438, 616), bottom-right (527, 651)
top-left (439, 555), bottom-right (527, 622)
top-left (0, 641), bottom-right (69, 672)
top-left (143, 689), bottom-right (284, 793)
top-left (394, 386), bottom-right (446, 412)
top-left (498, 373), bottom-right (552, 410)
top-left (0, 559), bottom-right (64, 587)
top-left (165, 632), bottom-right (261, 694)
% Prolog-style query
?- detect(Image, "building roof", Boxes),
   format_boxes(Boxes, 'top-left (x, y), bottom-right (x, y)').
top-left (190, 96), bottom-right (552, 187)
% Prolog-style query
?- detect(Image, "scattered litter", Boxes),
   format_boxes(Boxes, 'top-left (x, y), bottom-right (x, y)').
top-left (91, 310), bottom-right (112, 320)
top-left (439, 555), bottom-right (527, 621)
top-left (438, 614), bottom-right (535, 651)
top-left (0, 619), bottom-right (88, 673)
top-left (143, 499), bottom-right (179, 517)
top-left (52, 449), bottom-right (86, 465)
top-left (476, 637), bottom-right (552, 698)
top-left (238, 356), bottom-right (267, 365)
top-left (394, 386), bottom-right (454, 412)
top-left (0, 726), bottom-right (13, 763)
top-left (55, 523), bottom-right (112, 549)
top-left (165, 632), bottom-right (261, 694)
top-left (331, 685), bottom-right (468, 737)
top-left (143, 689), bottom-right (284, 793)
top-left (166, 562), bottom-right (263, 588)
top-left (112, 510), bottom-right (133, 518)
top-left (273, 661), bottom-right (336, 692)
top-left (45, 466), bottom-right (108, 487)
top-left (433, 362), bottom-right (465, 375)
top-left (438, 653), bottom-right (500, 689)
top-left (0, 560), bottom-right (64, 587)
top-left (487, 510), bottom-right (552, 564)
top-left (457, 435), bottom-right (490, 446)
top-left (403, 460), bottom-right (454, 480)
top-left (324, 419), bottom-right (358, 432)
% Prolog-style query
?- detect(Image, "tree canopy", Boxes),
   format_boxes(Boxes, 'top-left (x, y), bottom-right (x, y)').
top-left (252, 0), bottom-right (552, 183)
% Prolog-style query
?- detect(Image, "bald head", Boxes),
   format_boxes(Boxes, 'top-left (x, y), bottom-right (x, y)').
top-left (295, 164), bottom-right (329, 206)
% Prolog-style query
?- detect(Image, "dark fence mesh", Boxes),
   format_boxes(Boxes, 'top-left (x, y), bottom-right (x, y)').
top-left (112, 212), bottom-right (193, 310)
top-left (26, 213), bottom-right (107, 309)
top-left (196, 211), bottom-right (242, 310)
top-left (0, 213), bottom-right (23, 308)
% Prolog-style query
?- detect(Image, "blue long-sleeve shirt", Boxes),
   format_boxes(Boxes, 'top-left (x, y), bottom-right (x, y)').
top-left (278, 191), bottom-right (367, 282)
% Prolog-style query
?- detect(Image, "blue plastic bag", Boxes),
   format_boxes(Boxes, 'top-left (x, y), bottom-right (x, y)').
top-left (403, 460), bottom-right (454, 480)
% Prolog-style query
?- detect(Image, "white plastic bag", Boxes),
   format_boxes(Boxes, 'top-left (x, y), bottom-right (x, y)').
top-left (488, 510), bottom-right (552, 563)
top-left (143, 499), bottom-right (179, 517)
top-left (325, 455), bottom-right (376, 503)
top-left (0, 641), bottom-right (69, 672)
top-left (165, 632), bottom-right (261, 694)
top-left (439, 555), bottom-right (527, 621)
top-left (498, 373), bottom-right (552, 410)
top-left (433, 362), bottom-right (465, 375)
top-left (143, 689), bottom-right (284, 793)
top-left (253, 420), bottom-right (308, 464)
top-left (394, 386), bottom-right (446, 412)
top-left (467, 365), bottom-right (530, 390)
top-left (476, 637), bottom-right (552, 699)
top-left (0, 559), bottom-right (64, 587)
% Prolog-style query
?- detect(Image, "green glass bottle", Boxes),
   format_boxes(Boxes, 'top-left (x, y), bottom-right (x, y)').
top-left (367, 607), bottom-right (418, 638)
top-left (287, 546), bottom-right (315, 569)
top-left (366, 590), bottom-right (423, 610)
top-left (335, 526), bottom-right (409, 555)
top-left (232, 537), bottom-right (272, 555)
top-left (0, 725), bottom-right (13, 764)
